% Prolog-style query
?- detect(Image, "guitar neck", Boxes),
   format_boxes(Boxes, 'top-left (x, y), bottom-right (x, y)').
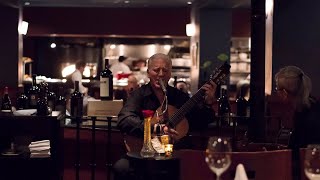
top-left (166, 62), bottom-right (230, 128)
top-left (168, 89), bottom-right (205, 127)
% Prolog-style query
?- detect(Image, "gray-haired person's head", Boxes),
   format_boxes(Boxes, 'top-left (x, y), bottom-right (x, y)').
top-left (275, 66), bottom-right (312, 110)
top-left (147, 53), bottom-right (172, 69)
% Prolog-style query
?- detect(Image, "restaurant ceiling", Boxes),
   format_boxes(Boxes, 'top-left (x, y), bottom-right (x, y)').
top-left (19, 0), bottom-right (250, 8)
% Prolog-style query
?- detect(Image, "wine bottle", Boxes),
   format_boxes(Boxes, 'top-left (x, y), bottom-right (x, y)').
top-left (100, 59), bottom-right (113, 100)
top-left (236, 88), bottom-right (248, 125)
top-left (246, 98), bottom-right (251, 118)
top-left (71, 81), bottom-right (83, 119)
top-left (217, 88), bottom-right (231, 126)
top-left (16, 85), bottom-right (28, 110)
top-left (236, 89), bottom-right (248, 117)
top-left (47, 85), bottom-right (56, 111)
top-left (55, 86), bottom-right (66, 115)
top-left (173, 76), bottom-right (178, 88)
top-left (1, 87), bottom-right (12, 113)
top-left (28, 74), bottom-right (40, 109)
top-left (37, 83), bottom-right (50, 116)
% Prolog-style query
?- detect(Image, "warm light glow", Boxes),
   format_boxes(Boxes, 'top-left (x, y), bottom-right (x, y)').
top-left (119, 44), bottom-right (125, 55)
top-left (164, 144), bottom-right (173, 156)
top-left (83, 66), bottom-right (90, 77)
top-left (62, 64), bottom-right (96, 78)
top-left (62, 64), bottom-right (75, 77)
top-left (164, 45), bottom-right (171, 51)
top-left (18, 21), bottom-right (29, 35)
top-left (147, 44), bottom-right (156, 57)
top-left (266, 0), bottom-right (274, 18)
top-left (110, 44), bottom-right (116, 49)
top-left (186, 23), bottom-right (196, 37)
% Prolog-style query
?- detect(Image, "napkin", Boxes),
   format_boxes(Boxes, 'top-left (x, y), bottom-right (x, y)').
top-left (13, 109), bottom-right (37, 116)
top-left (151, 137), bottom-right (165, 153)
top-left (28, 140), bottom-right (51, 158)
top-left (29, 140), bottom-right (50, 148)
top-left (30, 152), bottom-right (51, 158)
top-left (234, 164), bottom-right (248, 180)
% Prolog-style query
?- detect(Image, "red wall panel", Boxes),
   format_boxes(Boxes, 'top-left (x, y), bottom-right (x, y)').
top-left (23, 7), bottom-right (191, 37)
top-left (24, 7), bottom-right (250, 37)
top-left (232, 9), bottom-right (251, 37)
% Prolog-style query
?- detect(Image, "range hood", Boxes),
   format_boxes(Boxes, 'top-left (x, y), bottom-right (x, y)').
top-left (103, 38), bottom-right (190, 60)
top-left (104, 44), bottom-right (171, 60)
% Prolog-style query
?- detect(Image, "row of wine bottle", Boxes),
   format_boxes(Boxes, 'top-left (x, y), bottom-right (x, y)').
top-left (70, 58), bottom-right (113, 119)
top-left (14, 74), bottom-right (66, 111)
top-left (0, 59), bottom-right (113, 118)
top-left (218, 88), bottom-right (250, 125)
top-left (0, 82), bottom-right (66, 116)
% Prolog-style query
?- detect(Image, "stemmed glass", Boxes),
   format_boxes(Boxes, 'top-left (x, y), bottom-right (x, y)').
top-left (305, 144), bottom-right (320, 180)
top-left (205, 136), bottom-right (232, 180)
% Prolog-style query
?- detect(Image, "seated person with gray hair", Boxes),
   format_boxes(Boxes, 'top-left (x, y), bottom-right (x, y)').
top-left (275, 65), bottom-right (320, 179)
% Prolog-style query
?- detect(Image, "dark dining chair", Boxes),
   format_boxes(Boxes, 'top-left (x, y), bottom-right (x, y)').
top-left (300, 148), bottom-right (308, 180)
top-left (276, 128), bottom-right (293, 147)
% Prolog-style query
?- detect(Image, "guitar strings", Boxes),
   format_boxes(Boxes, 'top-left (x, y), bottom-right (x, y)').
top-left (156, 94), bottom-right (168, 123)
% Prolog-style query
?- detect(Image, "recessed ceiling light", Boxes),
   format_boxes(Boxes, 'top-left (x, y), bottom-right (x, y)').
top-left (124, 1), bottom-right (130, 3)
top-left (24, 2), bottom-right (30, 5)
top-left (50, 43), bottom-right (57, 49)
top-left (187, 1), bottom-right (192, 5)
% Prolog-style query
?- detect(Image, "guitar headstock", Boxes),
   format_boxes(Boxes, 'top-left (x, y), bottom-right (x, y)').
top-left (209, 62), bottom-right (231, 85)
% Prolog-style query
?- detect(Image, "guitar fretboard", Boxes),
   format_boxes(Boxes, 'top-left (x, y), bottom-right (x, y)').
top-left (168, 89), bottom-right (205, 127)
top-left (166, 62), bottom-right (230, 128)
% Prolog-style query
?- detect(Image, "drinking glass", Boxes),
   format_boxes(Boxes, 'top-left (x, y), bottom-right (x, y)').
top-left (205, 136), bottom-right (232, 180)
top-left (305, 144), bottom-right (320, 180)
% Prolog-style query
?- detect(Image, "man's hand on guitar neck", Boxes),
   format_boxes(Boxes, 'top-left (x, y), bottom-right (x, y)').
top-left (202, 80), bottom-right (217, 106)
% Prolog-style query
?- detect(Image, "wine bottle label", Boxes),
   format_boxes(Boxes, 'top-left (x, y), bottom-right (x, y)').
top-left (48, 101), bottom-right (54, 110)
top-left (246, 106), bottom-right (250, 117)
top-left (71, 98), bottom-right (83, 117)
top-left (30, 95), bottom-right (38, 106)
top-left (100, 77), bottom-right (110, 97)
top-left (55, 105), bottom-right (65, 111)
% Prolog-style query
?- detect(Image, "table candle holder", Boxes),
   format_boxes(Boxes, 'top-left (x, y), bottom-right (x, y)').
top-left (164, 144), bottom-right (173, 157)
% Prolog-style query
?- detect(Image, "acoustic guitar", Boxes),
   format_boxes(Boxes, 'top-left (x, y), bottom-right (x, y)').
top-left (124, 62), bottom-right (231, 152)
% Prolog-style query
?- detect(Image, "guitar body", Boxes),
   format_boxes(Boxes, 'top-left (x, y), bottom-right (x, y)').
top-left (151, 105), bottom-right (189, 140)
top-left (124, 105), bottom-right (189, 152)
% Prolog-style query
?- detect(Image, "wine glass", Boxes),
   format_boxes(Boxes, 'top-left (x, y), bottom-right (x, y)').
top-left (205, 136), bottom-right (232, 180)
top-left (305, 144), bottom-right (320, 180)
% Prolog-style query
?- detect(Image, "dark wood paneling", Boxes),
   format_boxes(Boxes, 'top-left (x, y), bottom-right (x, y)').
top-left (23, 7), bottom-right (251, 38)
top-left (249, 0), bottom-right (266, 142)
top-left (23, 7), bottom-right (191, 37)
top-left (273, 0), bottom-right (320, 98)
top-left (232, 9), bottom-right (251, 37)
top-left (0, 5), bottom-right (19, 89)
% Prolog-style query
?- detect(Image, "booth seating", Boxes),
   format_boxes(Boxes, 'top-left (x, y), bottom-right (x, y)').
top-left (176, 148), bottom-right (292, 180)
